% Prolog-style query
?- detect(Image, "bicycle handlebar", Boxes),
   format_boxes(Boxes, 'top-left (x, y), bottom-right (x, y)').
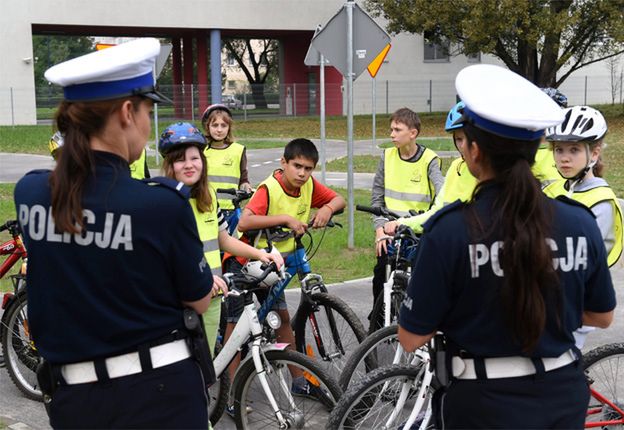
top-left (216, 188), bottom-right (254, 206)
top-left (356, 205), bottom-right (402, 220)
top-left (0, 220), bottom-right (20, 235)
top-left (224, 261), bottom-right (282, 296)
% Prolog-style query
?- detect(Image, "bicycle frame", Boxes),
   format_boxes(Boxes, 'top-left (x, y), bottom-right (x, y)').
top-left (214, 285), bottom-right (299, 427)
top-left (0, 229), bottom-right (26, 279)
top-left (586, 387), bottom-right (624, 428)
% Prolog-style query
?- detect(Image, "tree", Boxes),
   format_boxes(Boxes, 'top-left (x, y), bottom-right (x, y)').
top-left (365, 0), bottom-right (624, 87)
top-left (605, 54), bottom-right (622, 104)
top-left (223, 39), bottom-right (279, 109)
top-left (32, 36), bottom-right (94, 88)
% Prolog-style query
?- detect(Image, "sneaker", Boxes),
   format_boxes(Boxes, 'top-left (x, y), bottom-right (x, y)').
top-left (291, 376), bottom-right (332, 407)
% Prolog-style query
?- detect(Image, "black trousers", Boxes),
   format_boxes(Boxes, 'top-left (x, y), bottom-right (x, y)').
top-left (372, 252), bottom-right (389, 305)
top-left (433, 361), bottom-right (589, 429)
top-left (49, 358), bottom-right (208, 429)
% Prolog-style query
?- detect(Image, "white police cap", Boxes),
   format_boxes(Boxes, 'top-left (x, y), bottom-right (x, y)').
top-left (44, 38), bottom-right (170, 103)
top-left (455, 64), bottom-right (564, 140)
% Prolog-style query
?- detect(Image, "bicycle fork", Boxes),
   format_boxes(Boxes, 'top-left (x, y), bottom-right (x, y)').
top-left (251, 338), bottom-right (299, 429)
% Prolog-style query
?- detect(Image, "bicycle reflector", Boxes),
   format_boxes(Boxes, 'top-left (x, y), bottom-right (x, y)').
top-left (266, 311), bottom-right (282, 329)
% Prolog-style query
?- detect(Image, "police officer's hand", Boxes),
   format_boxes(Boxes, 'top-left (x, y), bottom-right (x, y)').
top-left (375, 226), bottom-right (391, 257)
top-left (212, 275), bottom-right (229, 298)
top-left (384, 220), bottom-right (400, 236)
top-left (310, 205), bottom-right (333, 229)
top-left (286, 217), bottom-right (308, 237)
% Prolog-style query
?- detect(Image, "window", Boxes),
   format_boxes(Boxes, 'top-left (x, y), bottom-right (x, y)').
top-left (226, 53), bottom-right (237, 66)
top-left (467, 52), bottom-right (481, 63)
top-left (423, 32), bottom-right (449, 62)
top-left (227, 80), bottom-right (236, 90)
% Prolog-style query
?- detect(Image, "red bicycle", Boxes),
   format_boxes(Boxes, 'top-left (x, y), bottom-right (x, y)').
top-left (584, 342), bottom-right (624, 428)
top-left (0, 219), bottom-right (42, 401)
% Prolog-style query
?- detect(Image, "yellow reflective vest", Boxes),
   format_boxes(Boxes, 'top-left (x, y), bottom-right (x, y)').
top-left (401, 157), bottom-right (477, 233)
top-left (384, 147), bottom-right (439, 215)
top-left (129, 148), bottom-right (148, 180)
top-left (204, 142), bottom-right (245, 210)
top-left (254, 172), bottom-right (313, 255)
top-left (544, 180), bottom-right (623, 267)
top-left (189, 188), bottom-right (222, 276)
top-left (532, 145), bottom-right (561, 187)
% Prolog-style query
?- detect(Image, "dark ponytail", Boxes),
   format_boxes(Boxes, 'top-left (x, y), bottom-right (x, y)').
top-left (463, 123), bottom-right (559, 353)
top-left (50, 97), bottom-right (143, 233)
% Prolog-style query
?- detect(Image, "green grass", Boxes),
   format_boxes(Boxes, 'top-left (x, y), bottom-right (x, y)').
top-left (0, 184), bottom-right (376, 291)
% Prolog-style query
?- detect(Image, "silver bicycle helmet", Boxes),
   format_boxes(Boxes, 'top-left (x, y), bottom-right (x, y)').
top-left (545, 106), bottom-right (607, 143)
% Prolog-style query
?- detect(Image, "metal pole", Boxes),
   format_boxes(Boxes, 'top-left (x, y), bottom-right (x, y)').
top-left (584, 76), bottom-right (588, 105)
top-left (372, 77), bottom-right (376, 152)
top-left (190, 83), bottom-right (195, 122)
top-left (243, 90), bottom-right (248, 121)
top-left (154, 103), bottom-right (160, 166)
top-left (293, 83), bottom-right (297, 117)
top-left (346, 0), bottom-right (355, 249)
top-left (320, 54), bottom-right (327, 184)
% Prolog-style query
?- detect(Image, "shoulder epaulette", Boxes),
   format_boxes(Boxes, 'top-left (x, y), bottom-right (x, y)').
top-left (24, 169), bottom-right (51, 176)
top-left (141, 176), bottom-right (190, 199)
top-left (422, 199), bottom-right (465, 232)
top-left (554, 195), bottom-right (596, 218)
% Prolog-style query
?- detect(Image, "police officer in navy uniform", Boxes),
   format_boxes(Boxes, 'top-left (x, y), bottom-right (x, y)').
top-left (14, 38), bottom-right (222, 429)
top-left (398, 64), bottom-right (615, 429)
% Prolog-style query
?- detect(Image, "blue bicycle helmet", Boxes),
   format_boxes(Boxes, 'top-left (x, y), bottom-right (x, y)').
top-left (541, 87), bottom-right (568, 108)
top-left (158, 122), bottom-right (207, 156)
top-left (445, 101), bottom-right (465, 132)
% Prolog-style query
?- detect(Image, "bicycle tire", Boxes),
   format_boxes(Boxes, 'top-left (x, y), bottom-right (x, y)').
top-left (339, 325), bottom-right (413, 390)
top-left (583, 342), bottom-right (624, 428)
top-left (329, 363), bottom-right (431, 430)
top-left (208, 341), bottom-right (230, 426)
top-left (1, 289), bottom-right (43, 401)
top-left (293, 292), bottom-right (367, 382)
top-left (232, 348), bottom-right (342, 429)
top-left (368, 290), bottom-right (404, 335)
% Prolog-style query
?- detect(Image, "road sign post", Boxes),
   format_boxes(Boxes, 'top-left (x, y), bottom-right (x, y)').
top-left (310, 1), bottom-right (391, 248)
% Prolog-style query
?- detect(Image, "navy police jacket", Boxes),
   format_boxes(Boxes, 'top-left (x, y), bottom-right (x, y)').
top-left (399, 183), bottom-right (615, 358)
top-left (14, 151), bottom-right (213, 364)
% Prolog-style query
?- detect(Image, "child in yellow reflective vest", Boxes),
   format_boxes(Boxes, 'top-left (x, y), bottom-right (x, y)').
top-left (158, 122), bottom-right (283, 351)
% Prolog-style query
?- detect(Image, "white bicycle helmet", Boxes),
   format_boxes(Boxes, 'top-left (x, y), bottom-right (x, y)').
top-left (241, 260), bottom-right (281, 288)
top-left (545, 106), bottom-right (607, 143)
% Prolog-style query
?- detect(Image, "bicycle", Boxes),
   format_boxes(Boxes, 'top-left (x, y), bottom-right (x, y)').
top-left (209, 261), bottom-right (342, 428)
top-left (584, 342), bottom-right (624, 428)
top-left (333, 337), bottom-right (624, 429)
top-left (329, 339), bottom-right (435, 430)
top-left (0, 220), bottom-right (43, 401)
top-left (215, 187), bottom-right (253, 235)
top-left (248, 216), bottom-right (368, 384)
top-left (356, 205), bottom-right (420, 334)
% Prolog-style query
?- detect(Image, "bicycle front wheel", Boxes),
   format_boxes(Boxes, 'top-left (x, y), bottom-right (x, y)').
top-left (293, 292), bottom-right (367, 381)
top-left (208, 342), bottom-right (230, 426)
top-left (232, 349), bottom-right (342, 429)
top-left (329, 363), bottom-right (431, 430)
top-left (584, 343), bottom-right (624, 429)
top-left (339, 325), bottom-right (413, 390)
top-left (1, 289), bottom-right (43, 401)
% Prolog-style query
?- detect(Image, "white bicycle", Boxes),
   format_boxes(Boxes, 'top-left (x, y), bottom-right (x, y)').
top-left (208, 262), bottom-right (342, 429)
